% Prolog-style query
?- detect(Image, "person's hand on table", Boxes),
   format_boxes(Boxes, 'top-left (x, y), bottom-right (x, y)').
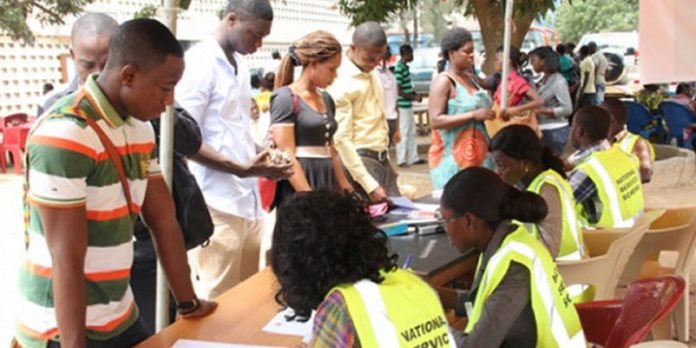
top-left (369, 186), bottom-right (388, 203)
top-left (180, 299), bottom-right (218, 319)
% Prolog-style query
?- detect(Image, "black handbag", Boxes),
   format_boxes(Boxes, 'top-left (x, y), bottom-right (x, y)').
top-left (151, 106), bottom-right (213, 250)
top-left (171, 154), bottom-right (213, 249)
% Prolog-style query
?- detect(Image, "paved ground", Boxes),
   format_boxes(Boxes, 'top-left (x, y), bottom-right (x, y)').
top-left (1, 138), bottom-right (695, 345)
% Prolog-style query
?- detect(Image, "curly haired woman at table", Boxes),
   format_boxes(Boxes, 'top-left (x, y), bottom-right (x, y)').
top-left (271, 190), bottom-right (455, 348)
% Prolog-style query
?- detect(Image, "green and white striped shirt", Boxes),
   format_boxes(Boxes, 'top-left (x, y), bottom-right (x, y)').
top-left (17, 75), bottom-right (160, 347)
top-left (395, 60), bottom-right (415, 109)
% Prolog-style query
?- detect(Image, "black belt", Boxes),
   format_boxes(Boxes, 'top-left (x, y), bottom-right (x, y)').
top-left (356, 149), bottom-right (389, 162)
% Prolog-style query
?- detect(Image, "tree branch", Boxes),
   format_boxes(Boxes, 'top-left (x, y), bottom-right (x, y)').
top-left (30, 0), bottom-right (66, 24)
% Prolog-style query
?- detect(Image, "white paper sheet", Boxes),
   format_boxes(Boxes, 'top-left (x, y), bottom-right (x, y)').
top-left (172, 339), bottom-right (281, 348)
top-left (412, 203), bottom-right (439, 213)
top-left (431, 189), bottom-right (443, 199)
top-left (261, 308), bottom-right (314, 343)
top-left (390, 196), bottom-right (418, 210)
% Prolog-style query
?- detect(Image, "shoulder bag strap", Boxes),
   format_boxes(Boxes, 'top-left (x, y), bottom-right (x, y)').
top-left (72, 90), bottom-right (134, 217)
top-left (291, 91), bottom-right (300, 115)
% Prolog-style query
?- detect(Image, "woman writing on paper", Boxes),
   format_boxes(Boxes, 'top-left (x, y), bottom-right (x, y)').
top-left (436, 167), bottom-right (586, 347)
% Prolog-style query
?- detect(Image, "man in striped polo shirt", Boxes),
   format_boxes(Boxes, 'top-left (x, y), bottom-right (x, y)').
top-left (395, 44), bottom-right (425, 167)
top-left (17, 19), bottom-right (216, 348)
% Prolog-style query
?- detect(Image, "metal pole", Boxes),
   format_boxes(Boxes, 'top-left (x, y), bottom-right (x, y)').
top-left (156, 0), bottom-right (178, 332)
top-left (500, 0), bottom-right (515, 109)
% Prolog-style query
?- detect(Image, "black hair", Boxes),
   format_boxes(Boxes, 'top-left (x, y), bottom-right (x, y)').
top-left (352, 21), bottom-right (387, 47)
top-left (224, 0), bottom-right (273, 21)
top-left (105, 19), bottom-right (183, 71)
top-left (579, 45), bottom-right (590, 57)
top-left (271, 190), bottom-right (398, 319)
top-left (271, 50), bottom-right (281, 60)
top-left (442, 167), bottom-right (547, 230)
top-left (567, 42), bottom-right (576, 51)
top-left (42, 83), bottom-right (54, 95)
top-left (490, 125), bottom-right (567, 179)
top-left (496, 45), bottom-right (526, 69)
top-left (441, 27), bottom-right (473, 62)
top-left (71, 12), bottom-right (119, 43)
top-left (260, 71), bottom-right (275, 90)
top-left (529, 46), bottom-right (560, 74)
top-left (400, 44), bottom-right (413, 56)
top-left (250, 74), bottom-right (260, 89)
top-left (676, 83), bottom-right (691, 96)
top-left (587, 41), bottom-right (598, 52)
top-left (556, 44), bottom-right (566, 55)
top-left (601, 98), bottom-right (628, 125)
top-left (574, 106), bottom-right (611, 142)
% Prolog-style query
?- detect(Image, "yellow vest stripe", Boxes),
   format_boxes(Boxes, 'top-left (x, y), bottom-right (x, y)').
top-left (527, 170), bottom-right (585, 260)
top-left (585, 157), bottom-right (638, 228)
top-left (466, 227), bottom-right (587, 347)
top-left (334, 269), bottom-right (456, 347)
top-left (485, 241), bottom-right (585, 347)
top-left (352, 279), bottom-right (401, 346)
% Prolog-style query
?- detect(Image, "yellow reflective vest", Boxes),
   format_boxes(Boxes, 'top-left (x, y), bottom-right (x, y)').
top-left (615, 131), bottom-right (655, 162)
top-left (330, 268), bottom-right (456, 347)
top-left (465, 225), bottom-right (587, 347)
top-left (526, 169), bottom-right (585, 261)
top-left (574, 146), bottom-right (645, 228)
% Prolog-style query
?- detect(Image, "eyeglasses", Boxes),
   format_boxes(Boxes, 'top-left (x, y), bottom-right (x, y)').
top-left (434, 208), bottom-right (462, 225)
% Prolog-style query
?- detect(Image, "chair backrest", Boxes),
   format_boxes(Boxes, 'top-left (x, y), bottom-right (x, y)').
top-left (1, 113), bottom-right (29, 130)
top-left (619, 207), bottom-right (696, 284)
top-left (658, 101), bottom-right (696, 147)
top-left (558, 210), bottom-right (663, 300)
top-left (606, 276), bottom-right (686, 348)
top-left (625, 101), bottom-right (657, 136)
top-left (4, 126), bottom-right (30, 150)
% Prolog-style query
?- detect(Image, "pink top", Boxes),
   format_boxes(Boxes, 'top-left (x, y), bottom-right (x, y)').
top-left (493, 70), bottom-right (531, 107)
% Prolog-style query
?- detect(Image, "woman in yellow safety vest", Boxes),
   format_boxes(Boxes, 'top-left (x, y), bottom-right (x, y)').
top-left (437, 167), bottom-right (586, 347)
top-left (271, 190), bottom-right (456, 348)
top-left (490, 125), bottom-right (585, 262)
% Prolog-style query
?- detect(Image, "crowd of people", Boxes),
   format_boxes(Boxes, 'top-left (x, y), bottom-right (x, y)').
top-left (15, 0), bottom-right (674, 346)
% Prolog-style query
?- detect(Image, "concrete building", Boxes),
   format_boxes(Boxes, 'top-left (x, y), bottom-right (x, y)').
top-left (0, 0), bottom-right (352, 115)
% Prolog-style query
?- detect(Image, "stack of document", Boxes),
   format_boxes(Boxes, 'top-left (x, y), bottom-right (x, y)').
top-left (386, 197), bottom-right (441, 235)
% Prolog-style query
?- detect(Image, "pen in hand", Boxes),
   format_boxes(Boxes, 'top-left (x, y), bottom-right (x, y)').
top-left (402, 255), bottom-right (413, 269)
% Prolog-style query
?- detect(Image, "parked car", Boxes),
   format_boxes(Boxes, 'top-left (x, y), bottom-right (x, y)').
top-left (411, 47), bottom-right (440, 95)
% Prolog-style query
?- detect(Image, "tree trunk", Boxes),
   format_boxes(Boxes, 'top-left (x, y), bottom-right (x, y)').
top-left (399, 8), bottom-right (410, 47)
top-left (471, 0), bottom-right (536, 75)
top-left (413, 5), bottom-right (419, 49)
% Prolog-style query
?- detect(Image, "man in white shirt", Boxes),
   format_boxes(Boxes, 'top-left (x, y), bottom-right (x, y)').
top-left (588, 41), bottom-right (609, 105)
top-left (176, 0), bottom-right (292, 300)
top-left (377, 50), bottom-right (400, 147)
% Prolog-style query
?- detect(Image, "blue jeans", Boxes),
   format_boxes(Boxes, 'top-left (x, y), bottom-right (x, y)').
top-left (593, 83), bottom-right (605, 105)
top-left (541, 126), bottom-right (570, 155)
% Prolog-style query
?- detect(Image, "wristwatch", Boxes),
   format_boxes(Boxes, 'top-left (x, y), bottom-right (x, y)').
top-left (176, 296), bottom-right (200, 315)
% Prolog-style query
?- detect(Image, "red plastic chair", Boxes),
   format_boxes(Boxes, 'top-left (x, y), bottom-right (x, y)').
top-left (0, 113), bottom-right (29, 131)
top-left (575, 276), bottom-right (685, 348)
top-left (0, 138), bottom-right (6, 173)
top-left (3, 125), bottom-right (30, 174)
